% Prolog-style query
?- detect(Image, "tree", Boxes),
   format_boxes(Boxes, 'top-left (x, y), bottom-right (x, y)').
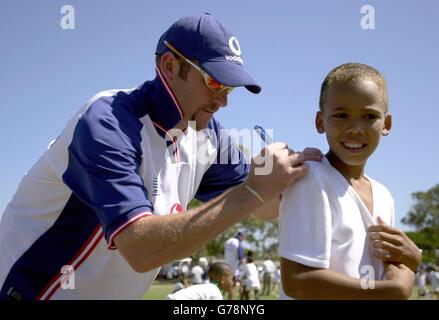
top-left (188, 197), bottom-right (279, 261)
top-left (188, 143), bottom-right (280, 261)
top-left (402, 184), bottom-right (439, 263)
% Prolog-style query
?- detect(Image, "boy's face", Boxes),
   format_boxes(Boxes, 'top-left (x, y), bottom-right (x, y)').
top-left (219, 271), bottom-right (234, 292)
top-left (316, 79), bottom-right (392, 168)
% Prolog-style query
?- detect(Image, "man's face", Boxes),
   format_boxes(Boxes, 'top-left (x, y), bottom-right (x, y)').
top-left (316, 79), bottom-right (391, 169)
top-left (172, 63), bottom-right (229, 131)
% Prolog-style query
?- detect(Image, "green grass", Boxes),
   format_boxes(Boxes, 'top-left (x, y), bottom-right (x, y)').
top-left (143, 282), bottom-right (175, 300)
top-left (143, 281), bottom-right (431, 300)
top-left (143, 281), bottom-right (280, 300)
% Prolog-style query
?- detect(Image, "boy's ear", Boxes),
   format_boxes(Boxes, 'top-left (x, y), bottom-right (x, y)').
top-left (382, 113), bottom-right (392, 136)
top-left (315, 111), bottom-right (325, 134)
top-left (217, 275), bottom-right (225, 288)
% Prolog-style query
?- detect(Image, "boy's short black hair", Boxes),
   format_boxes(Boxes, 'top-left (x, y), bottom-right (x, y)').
top-left (208, 262), bottom-right (233, 280)
top-left (319, 63), bottom-right (388, 112)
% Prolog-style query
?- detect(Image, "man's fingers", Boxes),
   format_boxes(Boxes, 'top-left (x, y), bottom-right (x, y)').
top-left (302, 147), bottom-right (323, 157)
top-left (269, 142), bottom-right (289, 150)
top-left (289, 152), bottom-right (304, 164)
top-left (288, 149), bottom-right (295, 157)
top-left (301, 147), bottom-right (324, 162)
top-left (287, 163), bottom-right (309, 181)
top-left (258, 142), bottom-right (289, 159)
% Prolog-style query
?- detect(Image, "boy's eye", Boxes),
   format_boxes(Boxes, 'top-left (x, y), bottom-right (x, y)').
top-left (333, 113), bottom-right (348, 118)
top-left (365, 114), bottom-right (378, 120)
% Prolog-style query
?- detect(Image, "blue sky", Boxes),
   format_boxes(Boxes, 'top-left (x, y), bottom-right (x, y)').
top-left (0, 0), bottom-right (438, 231)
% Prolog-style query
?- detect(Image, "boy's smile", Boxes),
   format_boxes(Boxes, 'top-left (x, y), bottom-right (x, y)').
top-left (316, 79), bottom-right (392, 177)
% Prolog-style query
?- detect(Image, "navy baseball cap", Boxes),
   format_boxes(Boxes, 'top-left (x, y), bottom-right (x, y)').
top-left (155, 13), bottom-right (261, 94)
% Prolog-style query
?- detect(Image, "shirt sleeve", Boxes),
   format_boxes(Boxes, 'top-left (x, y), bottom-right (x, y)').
top-left (237, 242), bottom-right (245, 260)
top-left (278, 164), bottom-right (332, 269)
top-left (195, 119), bottom-right (250, 202)
top-left (62, 97), bottom-right (153, 248)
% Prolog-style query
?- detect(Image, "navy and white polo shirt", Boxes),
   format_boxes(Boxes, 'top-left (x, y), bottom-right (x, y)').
top-left (0, 68), bottom-right (249, 300)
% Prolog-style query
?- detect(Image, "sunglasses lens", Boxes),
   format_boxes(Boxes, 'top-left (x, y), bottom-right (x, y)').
top-left (206, 76), bottom-right (224, 92)
top-left (206, 75), bottom-right (234, 94)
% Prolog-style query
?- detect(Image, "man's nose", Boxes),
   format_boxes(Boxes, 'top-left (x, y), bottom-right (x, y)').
top-left (212, 91), bottom-right (228, 108)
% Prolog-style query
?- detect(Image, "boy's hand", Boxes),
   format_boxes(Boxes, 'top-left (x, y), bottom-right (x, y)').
top-left (369, 217), bottom-right (422, 272)
top-left (383, 263), bottom-right (415, 299)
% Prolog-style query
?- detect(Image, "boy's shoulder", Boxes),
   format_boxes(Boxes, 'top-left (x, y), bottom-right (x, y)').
top-left (301, 158), bottom-right (337, 186)
top-left (281, 158), bottom-right (336, 201)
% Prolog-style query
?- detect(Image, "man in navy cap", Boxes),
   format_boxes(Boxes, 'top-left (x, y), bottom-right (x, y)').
top-left (224, 232), bottom-right (246, 299)
top-left (0, 14), bottom-right (321, 299)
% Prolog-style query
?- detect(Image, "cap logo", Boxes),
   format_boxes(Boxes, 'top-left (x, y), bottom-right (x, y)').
top-left (226, 36), bottom-right (243, 64)
top-left (228, 37), bottom-right (241, 56)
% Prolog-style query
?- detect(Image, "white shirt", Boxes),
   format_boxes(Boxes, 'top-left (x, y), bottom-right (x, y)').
top-left (243, 262), bottom-right (261, 290)
top-left (166, 283), bottom-right (223, 300)
top-left (262, 260), bottom-right (276, 274)
top-left (190, 265), bottom-right (205, 285)
top-left (417, 272), bottom-right (427, 288)
top-left (429, 271), bottom-right (439, 291)
top-left (279, 157), bottom-right (395, 299)
top-left (224, 237), bottom-right (240, 274)
top-left (273, 269), bottom-right (280, 283)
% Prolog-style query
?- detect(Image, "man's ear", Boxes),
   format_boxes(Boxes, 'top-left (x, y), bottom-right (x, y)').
top-left (382, 113), bottom-right (392, 136)
top-left (315, 111), bottom-right (325, 134)
top-left (159, 52), bottom-right (179, 82)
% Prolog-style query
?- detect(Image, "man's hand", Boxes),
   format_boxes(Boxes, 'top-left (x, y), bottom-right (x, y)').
top-left (369, 216), bottom-right (422, 272)
top-left (245, 144), bottom-right (323, 203)
top-left (249, 146), bottom-right (323, 220)
top-left (301, 147), bottom-right (324, 160)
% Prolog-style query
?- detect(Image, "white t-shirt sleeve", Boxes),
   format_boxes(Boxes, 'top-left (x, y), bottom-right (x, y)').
top-left (278, 164), bottom-right (332, 269)
top-left (165, 283), bottom-right (223, 300)
top-left (389, 197), bottom-right (395, 227)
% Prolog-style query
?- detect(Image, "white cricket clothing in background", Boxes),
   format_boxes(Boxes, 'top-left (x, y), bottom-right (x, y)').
top-left (224, 236), bottom-right (244, 276)
top-left (243, 262), bottom-right (261, 290)
top-left (190, 265), bottom-right (205, 285)
top-left (273, 268), bottom-right (280, 284)
top-left (166, 283), bottom-right (223, 300)
top-left (262, 259), bottom-right (276, 274)
top-left (429, 271), bottom-right (439, 293)
top-left (279, 157), bottom-right (395, 299)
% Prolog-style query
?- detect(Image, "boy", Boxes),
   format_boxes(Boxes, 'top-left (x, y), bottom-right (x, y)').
top-left (166, 262), bottom-right (233, 300)
top-left (279, 63), bottom-right (421, 299)
top-left (242, 251), bottom-right (261, 300)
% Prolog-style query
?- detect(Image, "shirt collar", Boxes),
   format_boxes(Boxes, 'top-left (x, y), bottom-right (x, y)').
top-left (142, 67), bottom-right (184, 139)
